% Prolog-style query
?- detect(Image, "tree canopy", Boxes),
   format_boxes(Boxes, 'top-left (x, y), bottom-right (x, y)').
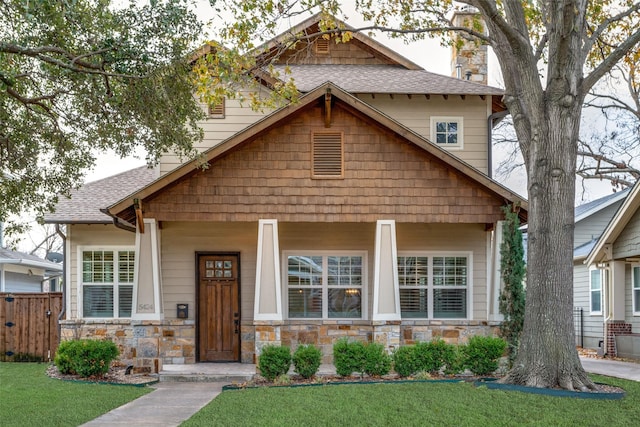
top-left (0, 0), bottom-right (205, 233)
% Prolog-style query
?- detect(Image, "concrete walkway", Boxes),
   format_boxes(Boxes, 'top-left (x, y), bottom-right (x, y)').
top-left (580, 356), bottom-right (640, 382)
top-left (81, 358), bottom-right (640, 427)
top-left (81, 382), bottom-right (223, 426)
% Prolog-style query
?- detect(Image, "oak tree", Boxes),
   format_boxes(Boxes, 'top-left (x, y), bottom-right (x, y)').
top-left (0, 0), bottom-right (205, 231)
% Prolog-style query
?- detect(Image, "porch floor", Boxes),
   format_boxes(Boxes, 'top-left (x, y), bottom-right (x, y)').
top-left (158, 363), bottom-right (337, 383)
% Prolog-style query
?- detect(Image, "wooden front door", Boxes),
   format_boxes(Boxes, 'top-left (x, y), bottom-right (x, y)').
top-left (198, 253), bottom-right (240, 362)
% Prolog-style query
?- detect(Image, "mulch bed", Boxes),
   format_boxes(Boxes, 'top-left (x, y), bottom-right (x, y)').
top-left (46, 363), bottom-right (158, 386)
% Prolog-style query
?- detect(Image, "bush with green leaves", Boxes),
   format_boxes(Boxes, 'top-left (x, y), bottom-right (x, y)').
top-left (392, 345), bottom-right (418, 377)
top-left (292, 344), bottom-right (322, 379)
top-left (333, 339), bottom-right (366, 377)
top-left (363, 342), bottom-right (392, 377)
top-left (463, 336), bottom-right (507, 376)
top-left (414, 340), bottom-right (457, 374)
top-left (54, 339), bottom-right (119, 378)
top-left (258, 345), bottom-right (291, 381)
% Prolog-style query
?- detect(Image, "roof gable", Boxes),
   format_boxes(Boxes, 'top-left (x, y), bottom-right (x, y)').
top-left (575, 188), bottom-right (629, 223)
top-left (586, 181), bottom-right (640, 265)
top-left (107, 83), bottom-right (527, 225)
top-left (258, 13), bottom-right (423, 70)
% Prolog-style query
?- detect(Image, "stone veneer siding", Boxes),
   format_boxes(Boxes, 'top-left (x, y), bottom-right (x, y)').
top-left (60, 319), bottom-right (500, 367)
top-left (60, 319), bottom-right (196, 372)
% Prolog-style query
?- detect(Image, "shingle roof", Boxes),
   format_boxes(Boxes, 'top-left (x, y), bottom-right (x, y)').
top-left (0, 247), bottom-right (63, 270)
top-left (574, 188), bottom-right (629, 221)
top-left (274, 65), bottom-right (504, 95)
top-left (574, 238), bottom-right (597, 260)
top-left (44, 166), bottom-right (156, 224)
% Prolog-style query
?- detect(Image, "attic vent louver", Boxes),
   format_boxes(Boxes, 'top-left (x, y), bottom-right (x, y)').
top-left (312, 131), bottom-right (343, 178)
top-left (315, 38), bottom-right (330, 54)
top-left (208, 99), bottom-right (225, 118)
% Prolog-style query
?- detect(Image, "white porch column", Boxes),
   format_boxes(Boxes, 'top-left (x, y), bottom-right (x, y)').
top-left (488, 221), bottom-right (505, 321)
top-left (254, 219), bottom-right (282, 321)
top-left (132, 218), bottom-right (163, 320)
top-left (372, 220), bottom-right (400, 321)
top-left (611, 260), bottom-right (626, 321)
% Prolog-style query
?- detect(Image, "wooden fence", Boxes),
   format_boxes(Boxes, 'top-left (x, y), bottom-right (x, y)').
top-left (0, 293), bottom-right (63, 362)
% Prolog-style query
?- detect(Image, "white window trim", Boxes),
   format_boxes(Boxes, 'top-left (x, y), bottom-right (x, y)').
top-left (632, 265), bottom-right (640, 316)
top-left (430, 116), bottom-right (464, 150)
top-left (397, 251), bottom-right (473, 320)
top-left (283, 250), bottom-right (368, 320)
top-left (589, 267), bottom-right (603, 316)
top-left (77, 245), bottom-right (135, 319)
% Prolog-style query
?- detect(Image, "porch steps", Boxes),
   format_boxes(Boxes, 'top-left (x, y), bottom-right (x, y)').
top-left (158, 363), bottom-right (257, 383)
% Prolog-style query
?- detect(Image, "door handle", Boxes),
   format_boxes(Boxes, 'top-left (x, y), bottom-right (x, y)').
top-left (234, 319), bottom-right (240, 334)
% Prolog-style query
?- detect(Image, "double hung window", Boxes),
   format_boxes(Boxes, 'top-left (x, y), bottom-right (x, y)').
top-left (589, 268), bottom-right (603, 315)
top-left (398, 254), bottom-right (469, 319)
top-left (286, 253), bottom-right (364, 319)
top-left (633, 266), bottom-right (640, 315)
top-left (81, 248), bottom-right (135, 318)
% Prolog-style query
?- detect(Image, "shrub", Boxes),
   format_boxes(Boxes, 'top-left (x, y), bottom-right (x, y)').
top-left (258, 345), bottom-right (291, 381)
top-left (463, 336), bottom-right (507, 376)
top-left (363, 343), bottom-right (392, 377)
top-left (333, 339), bottom-right (366, 377)
top-left (54, 339), bottom-right (119, 378)
top-left (292, 344), bottom-right (322, 379)
top-left (392, 345), bottom-right (418, 377)
top-left (413, 340), bottom-right (457, 374)
top-left (443, 345), bottom-right (465, 375)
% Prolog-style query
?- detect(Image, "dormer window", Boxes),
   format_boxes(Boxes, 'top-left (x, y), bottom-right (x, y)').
top-left (431, 117), bottom-right (463, 149)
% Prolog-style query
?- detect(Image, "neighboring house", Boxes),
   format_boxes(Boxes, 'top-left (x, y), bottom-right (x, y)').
top-left (582, 181), bottom-right (640, 360)
top-left (572, 189), bottom-right (629, 352)
top-left (44, 13), bottom-right (528, 371)
top-left (0, 247), bottom-right (63, 293)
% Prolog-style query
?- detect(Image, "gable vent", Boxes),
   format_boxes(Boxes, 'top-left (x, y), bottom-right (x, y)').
top-left (208, 99), bottom-right (225, 118)
top-left (312, 132), bottom-right (343, 178)
top-left (315, 38), bottom-right (330, 54)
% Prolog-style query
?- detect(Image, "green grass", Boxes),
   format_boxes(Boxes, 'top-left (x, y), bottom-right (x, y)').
top-left (0, 362), bottom-right (151, 427)
top-left (183, 375), bottom-right (640, 427)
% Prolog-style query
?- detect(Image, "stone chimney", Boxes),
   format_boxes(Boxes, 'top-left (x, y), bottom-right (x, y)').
top-left (450, 7), bottom-right (487, 85)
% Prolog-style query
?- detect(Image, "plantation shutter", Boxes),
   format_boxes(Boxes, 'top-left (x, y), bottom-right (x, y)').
top-left (312, 132), bottom-right (343, 178)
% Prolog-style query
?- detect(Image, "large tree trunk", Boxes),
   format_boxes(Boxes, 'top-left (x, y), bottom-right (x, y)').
top-left (501, 99), bottom-right (595, 391)
top-left (475, 0), bottom-right (597, 391)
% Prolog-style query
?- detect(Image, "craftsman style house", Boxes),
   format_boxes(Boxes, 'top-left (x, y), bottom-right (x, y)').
top-left (579, 182), bottom-right (640, 360)
top-left (572, 190), bottom-right (628, 352)
top-left (45, 13), bottom-right (528, 371)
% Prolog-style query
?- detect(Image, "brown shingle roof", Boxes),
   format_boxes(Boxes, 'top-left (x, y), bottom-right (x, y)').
top-left (275, 65), bottom-right (504, 95)
top-left (44, 166), bottom-right (155, 224)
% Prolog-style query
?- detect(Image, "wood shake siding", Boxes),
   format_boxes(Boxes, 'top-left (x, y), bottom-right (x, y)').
top-left (274, 37), bottom-right (397, 66)
top-left (143, 103), bottom-right (506, 224)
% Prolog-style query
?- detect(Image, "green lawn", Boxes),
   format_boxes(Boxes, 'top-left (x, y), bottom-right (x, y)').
top-left (183, 375), bottom-right (640, 427)
top-left (0, 362), bottom-right (151, 427)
